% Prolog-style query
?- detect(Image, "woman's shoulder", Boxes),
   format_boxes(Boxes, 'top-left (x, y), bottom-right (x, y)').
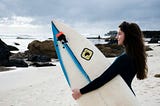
top-left (117, 53), bottom-right (132, 61)
top-left (118, 52), bottom-right (127, 58)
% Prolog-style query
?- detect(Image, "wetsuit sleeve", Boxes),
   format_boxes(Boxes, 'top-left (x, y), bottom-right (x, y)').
top-left (80, 55), bottom-right (127, 94)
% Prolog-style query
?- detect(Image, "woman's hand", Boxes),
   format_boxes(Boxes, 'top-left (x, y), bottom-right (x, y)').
top-left (72, 89), bottom-right (82, 100)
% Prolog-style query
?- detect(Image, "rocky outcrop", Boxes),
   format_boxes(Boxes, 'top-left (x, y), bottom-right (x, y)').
top-left (95, 44), bottom-right (153, 57)
top-left (10, 51), bottom-right (30, 60)
top-left (29, 63), bottom-right (56, 67)
top-left (0, 67), bottom-right (15, 72)
top-left (26, 54), bottom-right (56, 67)
top-left (95, 44), bottom-right (124, 57)
top-left (148, 38), bottom-right (159, 43)
top-left (145, 45), bottom-right (153, 51)
top-left (27, 40), bottom-right (57, 58)
top-left (5, 59), bottom-right (28, 67)
top-left (1, 38), bottom-right (153, 69)
top-left (8, 40), bottom-right (57, 67)
top-left (27, 54), bottom-right (51, 62)
top-left (8, 45), bottom-right (19, 51)
top-left (154, 74), bottom-right (160, 78)
top-left (0, 39), bottom-right (11, 66)
top-left (0, 39), bottom-right (28, 67)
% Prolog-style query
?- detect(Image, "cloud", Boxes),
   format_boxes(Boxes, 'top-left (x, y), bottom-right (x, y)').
top-left (0, 16), bottom-right (50, 35)
top-left (0, 16), bottom-right (34, 26)
top-left (0, 0), bottom-right (160, 35)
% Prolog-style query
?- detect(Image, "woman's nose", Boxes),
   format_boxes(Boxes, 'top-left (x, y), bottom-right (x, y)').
top-left (115, 34), bottom-right (119, 39)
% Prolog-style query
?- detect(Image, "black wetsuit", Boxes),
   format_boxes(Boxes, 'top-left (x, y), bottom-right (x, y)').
top-left (80, 53), bottom-right (137, 95)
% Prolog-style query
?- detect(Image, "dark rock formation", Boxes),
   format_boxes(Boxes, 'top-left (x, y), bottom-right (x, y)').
top-left (0, 39), bottom-right (11, 66)
top-left (8, 45), bottom-right (19, 51)
top-left (95, 44), bottom-right (124, 57)
top-left (154, 74), bottom-right (160, 78)
top-left (10, 51), bottom-right (30, 60)
top-left (27, 40), bottom-right (57, 58)
top-left (14, 42), bottom-right (20, 45)
top-left (0, 39), bottom-right (28, 67)
top-left (30, 63), bottom-right (56, 67)
top-left (0, 67), bottom-right (15, 72)
top-left (27, 54), bottom-right (51, 62)
top-left (5, 59), bottom-right (28, 67)
top-left (148, 38), bottom-right (159, 43)
top-left (145, 46), bottom-right (153, 51)
top-left (95, 44), bottom-right (152, 57)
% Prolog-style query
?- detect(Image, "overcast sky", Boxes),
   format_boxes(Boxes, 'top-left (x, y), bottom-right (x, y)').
top-left (0, 0), bottom-right (160, 36)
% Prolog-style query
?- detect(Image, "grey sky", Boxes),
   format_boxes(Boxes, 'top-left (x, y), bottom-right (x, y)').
top-left (0, 0), bottom-right (160, 36)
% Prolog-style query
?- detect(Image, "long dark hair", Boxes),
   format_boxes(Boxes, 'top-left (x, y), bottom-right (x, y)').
top-left (119, 21), bottom-right (148, 80)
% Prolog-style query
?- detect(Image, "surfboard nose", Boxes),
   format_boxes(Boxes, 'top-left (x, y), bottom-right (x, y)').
top-left (52, 19), bottom-right (61, 25)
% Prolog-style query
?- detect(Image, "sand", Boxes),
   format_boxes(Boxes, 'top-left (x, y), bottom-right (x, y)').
top-left (0, 44), bottom-right (160, 106)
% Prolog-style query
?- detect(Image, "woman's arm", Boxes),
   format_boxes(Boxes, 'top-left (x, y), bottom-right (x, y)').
top-left (72, 54), bottom-right (128, 100)
top-left (80, 56), bottom-right (123, 94)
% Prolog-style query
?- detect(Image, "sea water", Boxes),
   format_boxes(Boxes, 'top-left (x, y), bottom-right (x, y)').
top-left (0, 34), bottom-right (108, 52)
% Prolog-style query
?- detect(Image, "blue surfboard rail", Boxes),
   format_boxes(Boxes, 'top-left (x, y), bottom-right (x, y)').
top-left (51, 22), bottom-right (71, 86)
top-left (51, 21), bottom-right (91, 87)
top-left (63, 43), bottom-right (91, 82)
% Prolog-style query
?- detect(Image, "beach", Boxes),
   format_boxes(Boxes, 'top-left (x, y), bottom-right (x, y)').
top-left (0, 63), bottom-right (77, 106)
top-left (133, 44), bottom-right (160, 106)
top-left (0, 38), bottom-right (160, 106)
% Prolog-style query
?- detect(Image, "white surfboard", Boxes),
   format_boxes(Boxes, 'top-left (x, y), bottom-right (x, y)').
top-left (51, 20), bottom-right (140, 106)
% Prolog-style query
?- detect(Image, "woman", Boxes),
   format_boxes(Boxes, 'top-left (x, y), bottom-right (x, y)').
top-left (72, 21), bottom-right (148, 100)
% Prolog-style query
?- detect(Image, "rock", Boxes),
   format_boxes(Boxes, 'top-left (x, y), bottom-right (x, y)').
top-left (28, 40), bottom-right (57, 58)
top-left (107, 38), bottom-right (118, 45)
top-left (154, 74), bottom-right (160, 78)
top-left (14, 42), bottom-right (20, 45)
top-left (145, 46), bottom-right (153, 51)
top-left (30, 63), bottom-right (56, 67)
top-left (10, 51), bottom-right (30, 60)
top-left (0, 67), bottom-right (15, 72)
top-left (27, 54), bottom-right (51, 62)
top-left (0, 39), bottom-right (28, 67)
top-left (95, 44), bottom-right (124, 57)
top-left (7, 45), bottom-right (19, 51)
top-left (95, 44), bottom-right (152, 57)
top-left (5, 59), bottom-right (28, 67)
top-left (0, 39), bottom-right (11, 66)
top-left (148, 38), bottom-right (158, 43)
top-left (48, 38), bottom-right (52, 40)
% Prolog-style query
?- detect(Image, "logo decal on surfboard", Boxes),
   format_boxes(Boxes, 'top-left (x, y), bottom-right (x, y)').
top-left (81, 48), bottom-right (93, 61)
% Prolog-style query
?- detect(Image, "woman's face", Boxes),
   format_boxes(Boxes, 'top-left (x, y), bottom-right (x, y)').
top-left (116, 28), bottom-right (125, 45)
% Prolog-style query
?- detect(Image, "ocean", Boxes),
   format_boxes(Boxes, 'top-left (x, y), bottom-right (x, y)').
top-left (0, 34), bottom-right (108, 52)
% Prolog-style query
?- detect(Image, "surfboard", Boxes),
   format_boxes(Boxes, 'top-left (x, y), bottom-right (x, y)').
top-left (51, 20), bottom-right (139, 106)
